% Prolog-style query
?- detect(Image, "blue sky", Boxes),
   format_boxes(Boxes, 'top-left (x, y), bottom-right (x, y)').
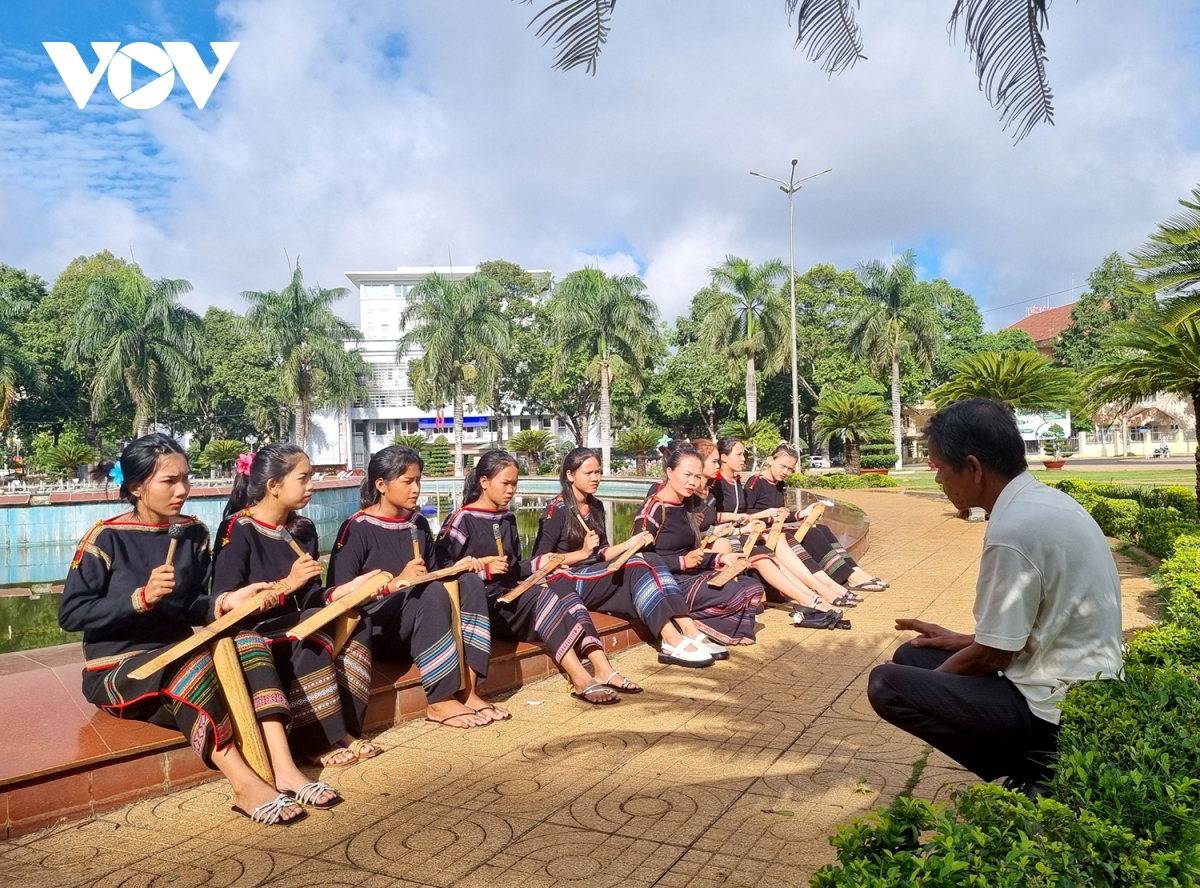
top-left (1, 1), bottom-right (1198, 330)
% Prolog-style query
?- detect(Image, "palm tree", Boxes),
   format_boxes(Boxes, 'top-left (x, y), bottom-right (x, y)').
top-left (68, 268), bottom-right (202, 437)
top-left (814, 393), bottom-right (891, 475)
top-left (399, 274), bottom-right (509, 476)
top-left (197, 439), bottom-right (246, 477)
top-left (0, 292), bottom-right (41, 436)
top-left (718, 419), bottom-right (787, 473)
top-left (1133, 187), bottom-right (1200, 326)
top-left (46, 441), bottom-right (98, 479)
top-left (850, 250), bottom-right (946, 470)
top-left (508, 429), bottom-right (556, 475)
top-left (616, 427), bottom-right (661, 476)
top-left (242, 262), bottom-right (366, 450)
top-left (698, 256), bottom-right (788, 425)
top-left (548, 268), bottom-right (659, 475)
top-left (392, 433), bottom-right (427, 453)
top-left (930, 351), bottom-right (1081, 412)
top-left (1089, 308), bottom-right (1200, 502)
top-left (521, 1), bottom-right (1064, 141)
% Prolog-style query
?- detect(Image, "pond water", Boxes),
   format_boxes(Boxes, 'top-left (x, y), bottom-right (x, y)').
top-left (0, 499), bottom-right (641, 655)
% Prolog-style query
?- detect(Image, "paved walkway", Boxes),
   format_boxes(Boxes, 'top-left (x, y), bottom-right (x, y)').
top-left (0, 490), bottom-right (1155, 887)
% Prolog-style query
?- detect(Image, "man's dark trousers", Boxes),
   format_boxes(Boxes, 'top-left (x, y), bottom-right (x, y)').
top-left (867, 642), bottom-right (1058, 782)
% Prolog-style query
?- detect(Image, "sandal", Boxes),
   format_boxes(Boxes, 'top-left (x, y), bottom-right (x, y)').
top-left (872, 577), bottom-right (891, 589)
top-left (570, 682), bottom-right (620, 705)
top-left (425, 711), bottom-right (484, 728)
top-left (790, 605), bottom-right (844, 630)
top-left (848, 581), bottom-right (887, 593)
top-left (232, 792), bottom-right (307, 826)
top-left (831, 592), bottom-right (862, 607)
top-left (473, 704), bottom-right (512, 721)
top-left (307, 746), bottom-right (357, 768)
top-left (658, 636), bottom-right (714, 668)
top-left (290, 781), bottom-right (343, 809)
top-left (347, 738), bottom-right (382, 760)
top-left (599, 671), bottom-right (644, 694)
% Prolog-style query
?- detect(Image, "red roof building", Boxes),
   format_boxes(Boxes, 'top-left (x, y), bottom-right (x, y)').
top-left (1006, 303), bottom-right (1075, 356)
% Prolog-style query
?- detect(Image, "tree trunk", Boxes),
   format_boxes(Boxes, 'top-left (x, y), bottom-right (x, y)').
top-left (635, 450), bottom-right (646, 476)
top-left (599, 359), bottom-right (612, 475)
top-left (453, 380), bottom-right (465, 477)
top-left (745, 354), bottom-right (757, 424)
top-left (847, 439), bottom-right (862, 475)
top-left (1192, 387), bottom-right (1200, 506)
top-left (493, 389), bottom-right (505, 449)
top-left (890, 351), bottom-right (903, 470)
top-left (292, 401), bottom-right (307, 450)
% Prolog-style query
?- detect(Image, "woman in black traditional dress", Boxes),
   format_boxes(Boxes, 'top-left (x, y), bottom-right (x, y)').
top-left (328, 445), bottom-right (506, 728)
top-left (692, 439), bottom-right (850, 619)
top-left (533, 447), bottom-right (721, 669)
top-left (635, 447), bottom-right (766, 646)
top-left (435, 450), bottom-right (630, 705)
top-left (745, 444), bottom-right (889, 593)
top-left (59, 434), bottom-right (316, 824)
top-left (212, 444), bottom-right (384, 770)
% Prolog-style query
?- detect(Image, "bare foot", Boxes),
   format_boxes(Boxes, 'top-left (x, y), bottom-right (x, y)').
top-left (463, 690), bottom-right (511, 721)
top-left (427, 699), bottom-right (489, 727)
top-left (275, 762), bottom-right (338, 806)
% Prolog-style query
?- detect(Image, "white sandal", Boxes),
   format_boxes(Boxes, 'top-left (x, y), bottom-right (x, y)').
top-left (659, 636), bottom-right (714, 668)
top-left (691, 634), bottom-right (729, 660)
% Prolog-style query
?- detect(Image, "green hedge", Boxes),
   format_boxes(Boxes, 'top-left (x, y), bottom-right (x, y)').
top-left (812, 481), bottom-right (1200, 886)
top-left (860, 454), bottom-right (899, 470)
top-left (786, 472), bottom-right (898, 490)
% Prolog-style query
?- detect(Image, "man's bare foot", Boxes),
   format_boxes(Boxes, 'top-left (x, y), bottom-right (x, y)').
top-left (427, 699), bottom-right (489, 727)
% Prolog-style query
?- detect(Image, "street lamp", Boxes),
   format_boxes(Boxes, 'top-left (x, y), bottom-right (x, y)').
top-left (750, 160), bottom-right (832, 457)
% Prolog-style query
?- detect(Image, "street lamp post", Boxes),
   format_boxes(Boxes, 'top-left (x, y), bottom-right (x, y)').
top-left (750, 161), bottom-right (831, 457)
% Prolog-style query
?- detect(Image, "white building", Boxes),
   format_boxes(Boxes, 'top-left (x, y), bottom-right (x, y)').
top-left (308, 266), bottom-right (561, 470)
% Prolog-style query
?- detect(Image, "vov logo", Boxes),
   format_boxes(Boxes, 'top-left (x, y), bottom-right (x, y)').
top-left (43, 42), bottom-right (239, 110)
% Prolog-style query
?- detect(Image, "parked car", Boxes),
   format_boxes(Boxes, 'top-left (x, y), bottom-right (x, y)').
top-left (806, 455), bottom-right (826, 469)
top-left (1153, 444), bottom-right (1171, 458)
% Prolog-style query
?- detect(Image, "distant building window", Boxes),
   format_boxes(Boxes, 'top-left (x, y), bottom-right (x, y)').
top-left (363, 284), bottom-right (390, 297)
top-left (374, 421), bottom-right (389, 437)
top-left (380, 323), bottom-right (389, 336)
top-left (353, 422), bottom-right (366, 434)
top-left (371, 395), bottom-right (387, 408)
top-left (520, 418), bottom-right (531, 431)
top-left (367, 323), bottom-right (376, 334)
top-left (541, 416), bottom-right (552, 430)
top-left (385, 368), bottom-right (393, 381)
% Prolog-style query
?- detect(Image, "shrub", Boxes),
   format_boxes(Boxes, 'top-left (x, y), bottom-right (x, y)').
top-left (1087, 497), bottom-right (1140, 539)
top-left (859, 454), bottom-right (899, 470)
top-left (786, 472), bottom-right (898, 489)
top-left (1136, 508), bottom-right (1199, 560)
top-left (424, 435), bottom-right (453, 475)
top-left (1127, 623), bottom-right (1200, 670)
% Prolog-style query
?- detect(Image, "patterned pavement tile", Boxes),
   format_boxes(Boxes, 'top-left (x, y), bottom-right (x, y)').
top-left (87, 849), bottom-right (310, 888)
top-left (608, 734), bottom-right (783, 792)
top-left (454, 822), bottom-right (682, 888)
top-left (548, 774), bottom-right (739, 846)
top-left (320, 801), bottom-right (539, 886)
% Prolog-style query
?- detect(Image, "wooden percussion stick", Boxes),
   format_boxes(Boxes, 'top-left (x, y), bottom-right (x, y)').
top-left (278, 526), bottom-right (307, 560)
top-left (164, 522), bottom-right (186, 566)
top-left (493, 523), bottom-right (504, 558)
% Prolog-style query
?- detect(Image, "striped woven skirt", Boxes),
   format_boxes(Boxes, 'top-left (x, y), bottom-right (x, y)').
top-left (255, 610), bottom-right (374, 756)
top-left (553, 553), bottom-right (689, 636)
top-left (488, 577), bottom-right (601, 663)
top-left (677, 570), bottom-right (765, 645)
top-left (364, 572), bottom-right (492, 704)
top-left (82, 631), bottom-right (289, 769)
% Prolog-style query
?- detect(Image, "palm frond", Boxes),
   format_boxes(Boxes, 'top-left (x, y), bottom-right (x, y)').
top-left (787, 0), bottom-right (867, 76)
top-left (1133, 187), bottom-right (1200, 313)
top-left (949, 0), bottom-right (1054, 142)
top-left (523, 0), bottom-right (616, 75)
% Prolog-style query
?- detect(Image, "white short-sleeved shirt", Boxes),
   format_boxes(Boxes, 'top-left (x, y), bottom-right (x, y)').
top-left (974, 472), bottom-right (1123, 724)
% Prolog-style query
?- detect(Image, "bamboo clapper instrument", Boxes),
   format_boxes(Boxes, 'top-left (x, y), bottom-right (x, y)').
top-left (764, 508), bottom-right (790, 551)
top-left (791, 502), bottom-right (826, 545)
top-left (707, 521), bottom-right (764, 588)
top-left (287, 556), bottom-right (504, 641)
top-left (497, 553), bottom-right (566, 604)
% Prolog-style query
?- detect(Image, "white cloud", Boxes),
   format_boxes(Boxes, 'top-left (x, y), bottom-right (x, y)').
top-left (0, 0), bottom-right (1198, 330)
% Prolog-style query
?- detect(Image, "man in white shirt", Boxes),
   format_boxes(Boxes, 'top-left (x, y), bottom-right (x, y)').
top-left (867, 398), bottom-right (1123, 790)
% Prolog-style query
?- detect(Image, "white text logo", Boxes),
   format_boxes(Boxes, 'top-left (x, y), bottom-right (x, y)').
top-left (43, 41), bottom-right (239, 110)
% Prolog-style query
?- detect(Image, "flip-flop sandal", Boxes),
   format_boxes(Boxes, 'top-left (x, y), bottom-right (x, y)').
top-left (570, 682), bottom-right (620, 705)
top-left (232, 792), bottom-right (307, 825)
top-left (831, 593), bottom-right (861, 608)
top-left (347, 738), bottom-right (382, 760)
top-left (290, 781), bottom-right (343, 810)
top-left (473, 704), bottom-right (512, 720)
top-left (834, 618), bottom-right (852, 630)
top-left (306, 746), bottom-right (357, 768)
top-left (599, 671), bottom-right (644, 694)
top-left (425, 711), bottom-right (485, 728)
top-left (848, 581), bottom-right (887, 593)
top-left (872, 578), bottom-right (891, 589)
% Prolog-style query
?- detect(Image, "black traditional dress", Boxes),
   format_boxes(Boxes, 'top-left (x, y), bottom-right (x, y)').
top-left (532, 496), bottom-right (690, 636)
top-left (211, 511), bottom-right (372, 756)
top-left (743, 474), bottom-right (857, 584)
top-left (634, 494), bottom-right (765, 645)
top-left (711, 472), bottom-right (746, 516)
top-left (435, 504), bottom-right (601, 663)
top-left (327, 508), bottom-right (491, 703)
top-left (59, 516), bottom-right (289, 768)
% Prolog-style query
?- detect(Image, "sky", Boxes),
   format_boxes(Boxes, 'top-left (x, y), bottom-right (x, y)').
top-left (1, 0), bottom-right (1199, 332)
